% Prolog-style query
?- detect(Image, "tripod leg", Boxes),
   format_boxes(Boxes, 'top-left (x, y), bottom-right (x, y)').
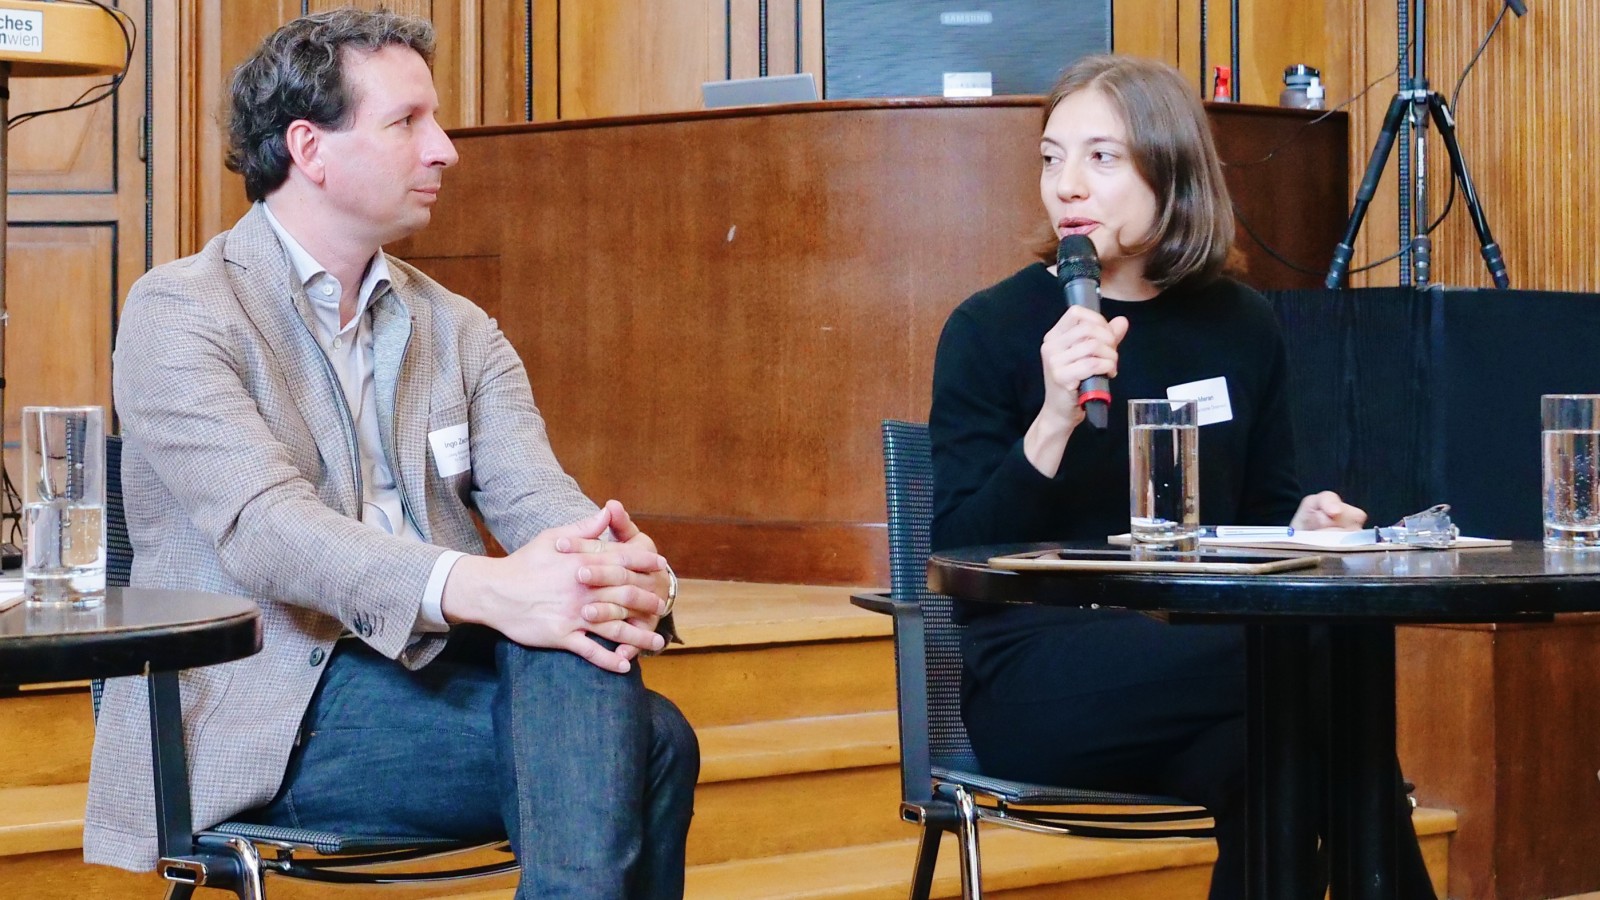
top-left (1326, 93), bottom-right (1412, 288)
top-left (1428, 94), bottom-right (1510, 288)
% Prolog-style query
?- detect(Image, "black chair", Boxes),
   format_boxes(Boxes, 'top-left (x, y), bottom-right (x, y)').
top-left (850, 420), bottom-right (1215, 900)
top-left (95, 435), bottom-right (518, 899)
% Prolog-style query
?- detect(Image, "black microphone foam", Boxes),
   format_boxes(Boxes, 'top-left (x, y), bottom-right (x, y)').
top-left (1057, 234), bottom-right (1101, 286)
top-left (1056, 235), bottom-right (1110, 429)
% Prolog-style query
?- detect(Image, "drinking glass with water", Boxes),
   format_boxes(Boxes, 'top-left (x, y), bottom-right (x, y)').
top-left (1543, 394), bottom-right (1600, 550)
top-left (1129, 398), bottom-right (1199, 550)
top-left (21, 406), bottom-right (106, 606)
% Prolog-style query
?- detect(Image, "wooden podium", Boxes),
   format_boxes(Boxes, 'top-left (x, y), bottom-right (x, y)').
top-left (393, 98), bottom-right (1349, 586)
top-left (0, 0), bottom-right (129, 562)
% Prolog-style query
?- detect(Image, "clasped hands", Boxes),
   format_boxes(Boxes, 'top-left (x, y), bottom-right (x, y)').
top-left (441, 499), bottom-right (671, 673)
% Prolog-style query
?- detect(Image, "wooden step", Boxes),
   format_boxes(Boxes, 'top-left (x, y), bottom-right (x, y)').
top-left (645, 581), bottom-right (895, 728)
top-left (0, 711), bottom-right (905, 871)
top-left (432, 808), bottom-right (1456, 899)
top-left (669, 580), bottom-right (890, 648)
top-left (699, 710), bottom-right (897, 783)
top-left (0, 581), bottom-right (888, 793)
top-left (0, 782), bottom-right (88, 856)
top-left (690, 711), bottom-right (900, 865)
top-left (0, 684), bottom-right (94, 789)
top-left (1, 779), bottom-right (1452, 900)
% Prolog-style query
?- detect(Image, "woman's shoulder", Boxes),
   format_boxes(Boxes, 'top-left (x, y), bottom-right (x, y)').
top-left (948, 262), bottom-right (1057, 331)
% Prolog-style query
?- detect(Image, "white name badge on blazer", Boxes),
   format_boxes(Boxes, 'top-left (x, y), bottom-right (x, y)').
top-left (428, 423), bottom-right (471, 477)
top-left (1167, 377), bottom-right (1233, 426)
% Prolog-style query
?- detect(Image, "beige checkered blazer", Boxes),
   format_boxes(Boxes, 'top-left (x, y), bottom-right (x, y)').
top-left (85, 205), bottom-right (600, 871)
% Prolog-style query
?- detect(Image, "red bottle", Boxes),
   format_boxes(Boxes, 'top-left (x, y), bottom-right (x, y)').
top-left (1212, 65), bottom-right (1233, 102)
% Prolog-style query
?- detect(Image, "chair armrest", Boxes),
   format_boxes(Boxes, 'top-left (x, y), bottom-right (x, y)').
top-left (850, 592), bottom-right (896, 615)
top-left (851, 590), bottom-right (938, 805)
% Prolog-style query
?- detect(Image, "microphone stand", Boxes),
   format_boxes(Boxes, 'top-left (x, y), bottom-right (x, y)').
top-left (1325, 0), bottom-right (1518, 290)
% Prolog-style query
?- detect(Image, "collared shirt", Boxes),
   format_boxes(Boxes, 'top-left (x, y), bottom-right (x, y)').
top-left (261, 202), bottom-right (460, 632)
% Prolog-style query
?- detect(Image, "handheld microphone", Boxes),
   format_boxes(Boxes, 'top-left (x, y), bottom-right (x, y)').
top-left (1056, 235), bottom-right (1110, 430)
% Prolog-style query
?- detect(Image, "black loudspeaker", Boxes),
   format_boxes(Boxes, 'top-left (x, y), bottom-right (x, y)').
top-left (822, 0), bottom-right (1113, 100)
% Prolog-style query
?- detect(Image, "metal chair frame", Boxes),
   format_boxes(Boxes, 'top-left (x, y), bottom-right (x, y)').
top-left (852, 420), bottom-right (1215, 900)
top-left (97, 435), bottom-right (518, 899)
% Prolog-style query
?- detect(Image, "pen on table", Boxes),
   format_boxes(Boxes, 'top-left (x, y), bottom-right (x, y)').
top-left (1197, 526), bottom-right (1295, 538)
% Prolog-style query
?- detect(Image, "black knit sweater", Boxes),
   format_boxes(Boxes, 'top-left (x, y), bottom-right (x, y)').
top-left (929, 263), bottom-right (1303, 623)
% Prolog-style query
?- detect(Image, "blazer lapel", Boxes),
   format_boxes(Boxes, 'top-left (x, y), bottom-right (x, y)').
top-left (224, 205), bottom-right (361, 516)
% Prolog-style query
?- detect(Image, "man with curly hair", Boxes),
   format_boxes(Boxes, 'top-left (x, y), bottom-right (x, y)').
top-left (86, 10), bottom-right (698, 898)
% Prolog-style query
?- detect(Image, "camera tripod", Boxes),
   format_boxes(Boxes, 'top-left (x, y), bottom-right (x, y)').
top-left (1325, 0), bottom-right (1522, 289)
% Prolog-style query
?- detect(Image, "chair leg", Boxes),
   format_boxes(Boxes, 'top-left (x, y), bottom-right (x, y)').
top-left (952, 785), bottom-right (983, 900)
top-left (236, 864), bottom-right (266, 900)
top-left (909, 823), bottom-right (943, 900)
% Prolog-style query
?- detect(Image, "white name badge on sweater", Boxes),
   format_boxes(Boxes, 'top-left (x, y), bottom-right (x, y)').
top-left (1167, 377), bottom-right (1233, 426)
top-left (428, 423), bottom-right (471, 477)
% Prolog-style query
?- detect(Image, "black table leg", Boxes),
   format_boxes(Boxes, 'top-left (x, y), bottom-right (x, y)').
top-left (1328, 624), bottom-right (1399, 900)
top-left (1247, 622), bottom-right (1323, 899)
top-left (148, 668), bottom-right (195, 860)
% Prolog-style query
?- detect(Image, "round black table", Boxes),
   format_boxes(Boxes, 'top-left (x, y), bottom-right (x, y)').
top-left (0, 585), bottom-right (261, 863)
top-left (929, 541), bottom-right (1600, 900)
top-left (0, 586), bottom-right (262, 684)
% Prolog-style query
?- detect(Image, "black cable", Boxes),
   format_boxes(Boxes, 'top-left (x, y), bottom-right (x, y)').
top-left (1451, 3), bottom-right (1510, 114)
top-left (1233, 201), bottom-right (1408, 278)
top-left (1232, 203), bottom-right (1326, 277)
top-left (1221, 32), bottom-right (1412, 170)
top-left (7, 1), bottom-right (136, 131)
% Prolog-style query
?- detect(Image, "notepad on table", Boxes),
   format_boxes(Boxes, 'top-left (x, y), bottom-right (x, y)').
top-left (1108, 529), bottom-right (1510, 553)
top-left (0, 573), bottom-right (23, 612)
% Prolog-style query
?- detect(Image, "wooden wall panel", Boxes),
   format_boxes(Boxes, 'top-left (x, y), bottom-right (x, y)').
top-left (1345, 0), bottom-right (1596, 292)
top-left (7, 80), bottom-right (116, 193)
top-left (186, 0), bottom-right (492, 248)
top-left (480, 1), bottom-right (530, 125)
top-left (555, 0), bottom-right (825, 119)
top-left (1398, 618), bottom-right (1600, 899)
top-left (1111, 0), bottom-right (1351, 107)
top-left (4, 226), bottom-right (116, 438)
top-left (1423, 1), bottom-right (1594, 291)
top-left (1396, 624), bottom-right (1500, 900)
top-left (1114, 0), bottom-right (1179, 62)
top-left (188, 0), bottom-right (300, 250)
top-left (5, 0), bottom-right (149, 485)
top-left (559, 0), bottom-right (725, 119)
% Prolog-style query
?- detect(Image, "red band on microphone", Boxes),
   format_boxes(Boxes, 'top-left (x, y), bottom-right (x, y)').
top-left (1077, 390), bottom-right (1111, 407)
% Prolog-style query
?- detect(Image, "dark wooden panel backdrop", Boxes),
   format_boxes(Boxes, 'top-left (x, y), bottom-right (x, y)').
top-left (394, 99), bottom-right (1348, 585)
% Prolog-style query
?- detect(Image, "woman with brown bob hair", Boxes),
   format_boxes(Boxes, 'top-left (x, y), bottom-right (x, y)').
top-left (928, 55), bottom-right (1437, 899)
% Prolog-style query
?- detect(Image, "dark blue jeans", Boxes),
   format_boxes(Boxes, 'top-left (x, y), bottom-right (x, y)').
top-left (245, 630), bottom-right (699, 899)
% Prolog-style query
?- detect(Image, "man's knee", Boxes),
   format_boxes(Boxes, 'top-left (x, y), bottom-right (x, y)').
top-left (648, 691), bottom-right (700, 791)
top-left (496, 636), bottom-right (648, 696)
